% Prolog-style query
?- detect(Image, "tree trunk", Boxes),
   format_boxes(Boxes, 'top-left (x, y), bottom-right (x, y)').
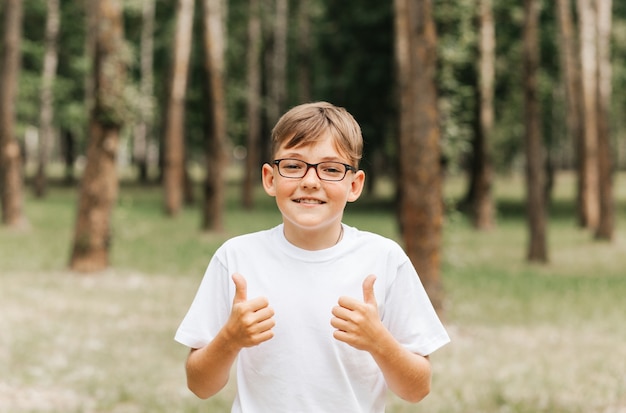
top-left (296, 0), bottom-right (312, 103)
top-left (576, 0), bottom-right (600, 229)
top-left (266, 0), bottom-right (288, 126)
top-left (0, 0), bottom-right (26, 228)
top-left (555, 0), bottom-right (584, 223)
top-left (34, 0), bottom-right (60, 198)
top-left (84, 0), bottom-right (97, 116)
top-left (242, 0), bottom-right (262, 209)
top-left (133, 0), bottom-right (156, 184)
top-left (473, 0), bottom-right (495, 230)
top-left (594, 0), bottom-right (613, 240)
top-left (69, 0), bottom-right (126, 272)
top-left (163, 0), bottom-right (194, 216)
top-left (393, 0), bottom-right (444, 312)
top-left (200, 0), bottom-right (227, 231)
top-left (523, 0), bottom-right (547, 263)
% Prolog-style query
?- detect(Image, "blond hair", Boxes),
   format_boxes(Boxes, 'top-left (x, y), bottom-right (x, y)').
top-left (271, 102), bottom-right (363, 167)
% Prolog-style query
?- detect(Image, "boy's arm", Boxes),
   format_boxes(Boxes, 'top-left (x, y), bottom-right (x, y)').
top-left (185, 331), bottom-right (240, 399)
top-left (363, 327), bottom-right (432, 402)
top-left (331, 275), bottom-right (432, 403)
top-left (186, 273), bottom-right (275, 399)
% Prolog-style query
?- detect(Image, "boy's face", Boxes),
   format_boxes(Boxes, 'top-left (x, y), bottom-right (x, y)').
top-left (262, 132), bottom-right (365, 245)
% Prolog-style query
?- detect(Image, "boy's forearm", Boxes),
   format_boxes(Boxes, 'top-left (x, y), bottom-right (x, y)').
top-left (369, 329), bottom-right (432, 403)
top-left (185, 330), bottom-right (241, 399)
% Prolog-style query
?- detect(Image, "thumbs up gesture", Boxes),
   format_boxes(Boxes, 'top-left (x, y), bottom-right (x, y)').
top-left (331, 275), bottom-right (384, 351)
top-left (224, 273), bottom-right (275, 349)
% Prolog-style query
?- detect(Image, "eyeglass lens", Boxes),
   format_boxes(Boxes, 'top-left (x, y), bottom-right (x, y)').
top-left (277, 159), bottom-right (348, 181)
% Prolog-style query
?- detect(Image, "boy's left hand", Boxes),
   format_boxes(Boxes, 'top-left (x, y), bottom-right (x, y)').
top-left (331, 275), bottom-right (384, 352)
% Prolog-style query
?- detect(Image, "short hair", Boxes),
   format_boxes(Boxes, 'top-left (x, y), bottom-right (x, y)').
top-left (271, 102), bottom-right (363, 168)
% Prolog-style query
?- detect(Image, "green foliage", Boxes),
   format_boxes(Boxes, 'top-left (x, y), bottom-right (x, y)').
top-left (611, 7), bottom-right (626, 149)
top-left (16, 71), bottom-right (40, 130)
top-left (10, 0), bottom-right (626, 176)
top-left (17, 2), bottom-right (46, 133)
top-left (51, 1), bottom-right (88, 140)
top-left (436, 0), bottom-right (479, 173)
top-left (313, 0), bottom-right (395, 172)
top-left (223, 0), bottom-right (253, 149)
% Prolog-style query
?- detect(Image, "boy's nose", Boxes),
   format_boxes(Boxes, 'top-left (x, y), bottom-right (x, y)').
top-left (301, 165), bottom-right (321, 186)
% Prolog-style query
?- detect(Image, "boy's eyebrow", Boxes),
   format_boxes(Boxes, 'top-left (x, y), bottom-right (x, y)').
top-left (273, 152), bottom-right (302, 160)
top-left (277, 153), bottom-right (346, 162)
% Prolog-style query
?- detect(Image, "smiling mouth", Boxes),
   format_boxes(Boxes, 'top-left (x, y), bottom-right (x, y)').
top-left (294, 198), bottom-right (325, 204)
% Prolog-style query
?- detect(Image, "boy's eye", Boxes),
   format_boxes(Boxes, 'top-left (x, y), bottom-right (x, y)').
top-left (320, 162), bottom-right (346, 173)
top-left (283, 161), bottom-right (304, 170)
top-left (321, 165), bottom-right (342, 174)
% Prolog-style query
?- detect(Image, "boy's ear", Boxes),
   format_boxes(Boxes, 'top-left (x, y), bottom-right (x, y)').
top-left (262, 163), bottom-right (277, 196)
top-left (347, 169), bottom-right (366, 202)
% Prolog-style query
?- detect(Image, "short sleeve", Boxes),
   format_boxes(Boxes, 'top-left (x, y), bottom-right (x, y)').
top-left (174, 253), bottom-right (232, 349)
top-left (381, 259), bottom-right (450, 356)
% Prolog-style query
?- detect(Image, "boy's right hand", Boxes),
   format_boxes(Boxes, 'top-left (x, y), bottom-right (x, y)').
top-left (224, 273), bottom-right (275, 349)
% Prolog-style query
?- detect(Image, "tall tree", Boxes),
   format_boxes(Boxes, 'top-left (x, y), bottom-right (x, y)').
top-left (0, 0), bottom-right (26, 228)
top-left (69, 0), bottom-right (126, 272)
top-left (296, 0), bottom-right (312, 103)
top-left (84, 0), bottom-right (98, 116)
top-left (472, 0), bottom-right (495, 230)
top-left (200, 0), bottom-right (228, 231)
top-left (555, 0), bottom-right (584, 222)
top-left (393, 0), bottom-right (444, 312)
top-left (594, 0), bottom-right (614, 240)
top-left (163, 0), bottom-right (194, 216)
top-left (523, 0), bottom-right (547, 263)
top-left (576, 0), bottom-right (600, 229)
top-left (133, 0), bottom-right (156, 183)
top-left (242, 0), bottom-right (262, 209)
top-left (33, 0), bottom-right (61, 198)
top-left (265, 0), bottom-right (288, 126)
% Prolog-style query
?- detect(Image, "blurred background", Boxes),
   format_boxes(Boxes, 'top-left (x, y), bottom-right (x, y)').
top-left (1, 0), bottom-right (625, 412)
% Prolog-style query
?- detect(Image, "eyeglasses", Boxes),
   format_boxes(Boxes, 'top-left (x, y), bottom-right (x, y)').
top-left (272, 158), bottom-right (357, 182)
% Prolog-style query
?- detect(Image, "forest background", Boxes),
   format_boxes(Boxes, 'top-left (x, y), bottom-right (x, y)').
top-left (2, 0), bottom-right (626, 269)
top-left (1, 0), bottom-right (626, 412)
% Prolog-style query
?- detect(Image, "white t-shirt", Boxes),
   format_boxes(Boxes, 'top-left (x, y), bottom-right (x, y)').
top-left (175, 224), bottom-right (450, 413)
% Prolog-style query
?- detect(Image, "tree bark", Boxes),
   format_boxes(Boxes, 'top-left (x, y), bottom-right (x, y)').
top-left (296, 0), bottom-right (312, 103)
top-left (594, 0), bottom-right (614, 240)
top-left (473, 0), bottom-right (495, 230)
top-left (70, 0), bottom-right (126, 272)
top-left (266, 0), bottom-right (288, 126)
top-left (84, 0), bottom-right (97, 116)
top-left (242, 0), bottom-right (262, 209)
top-left (523, 0), bottom-right (548, 263)
top-left (393, 0), bottom-right (444, 312)
top-left (163, 0), bottom-right (194, 216)
top-left (133, 0), bottom-right (156, 184)
top-left (34, 0), bottom-right (60, 198)
top-left (0, 0), bottom-right (26, 228)
top-left (576, 0), bottom-right (600, 229)
top-left (555, 0), bottom-right (584, 224)
top-left (200, 0), bottom-right (228, 231)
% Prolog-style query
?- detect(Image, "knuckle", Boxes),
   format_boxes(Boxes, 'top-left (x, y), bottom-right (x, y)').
top-left (241, 313), bottom-right (255, 327)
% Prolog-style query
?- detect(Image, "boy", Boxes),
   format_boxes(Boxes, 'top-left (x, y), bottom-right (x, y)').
top-left (175, 102), bottom-right (450, 412)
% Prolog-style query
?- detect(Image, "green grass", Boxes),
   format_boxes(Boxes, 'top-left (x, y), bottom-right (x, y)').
top-left (1, 172), bottom-right (626, 412)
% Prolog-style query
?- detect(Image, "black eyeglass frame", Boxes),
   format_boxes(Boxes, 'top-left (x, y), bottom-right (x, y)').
top-left (271, 158), bottom-right (357, 182)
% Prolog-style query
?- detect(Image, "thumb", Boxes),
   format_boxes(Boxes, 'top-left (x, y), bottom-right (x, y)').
top-left (232, 273), bottom-right (247, 304)
top-left (362, 274), bottom-right (377, 305)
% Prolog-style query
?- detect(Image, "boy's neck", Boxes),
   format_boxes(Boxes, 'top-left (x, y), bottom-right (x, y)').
top-left (283, 223), bottom-right (344, 251)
